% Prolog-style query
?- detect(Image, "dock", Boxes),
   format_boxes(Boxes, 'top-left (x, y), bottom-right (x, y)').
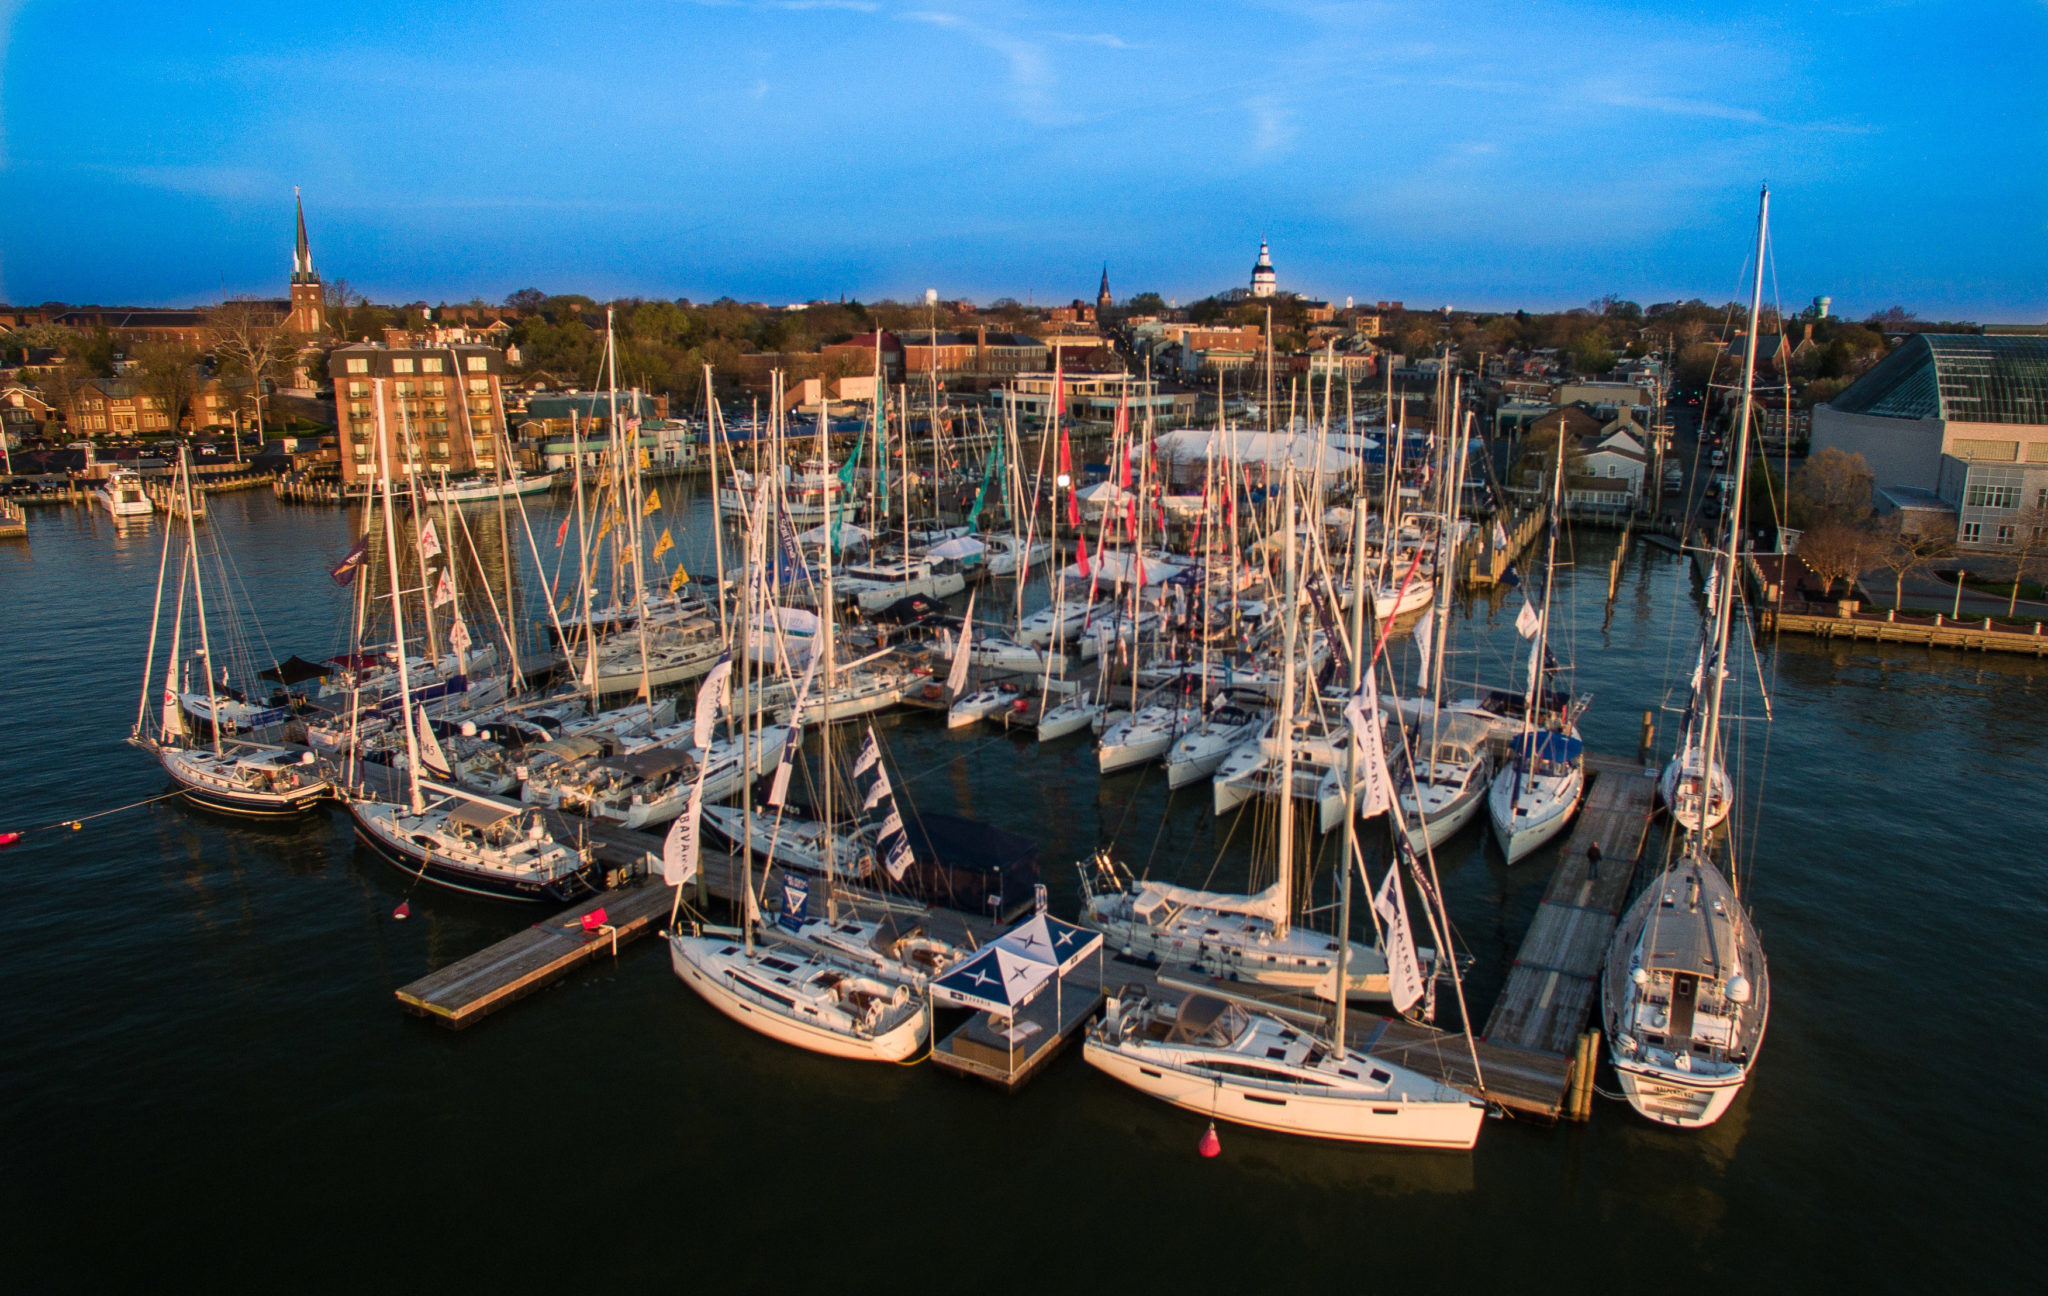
top-left (932, 977), bottom-right (1104, 1092)
top-left (1475, 752), bottom-right (1658, 1118)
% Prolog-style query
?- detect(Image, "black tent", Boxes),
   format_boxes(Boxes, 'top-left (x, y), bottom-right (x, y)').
top-left (259, 655), bottom-right (333, 685)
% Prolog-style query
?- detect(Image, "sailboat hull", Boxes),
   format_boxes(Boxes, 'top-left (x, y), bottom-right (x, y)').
top-left (1081, 1037), bottom-right (1483, 1149)
top-left (1487, 764), bottom-right (1583, 864)
top-left (348, 803), bottom-right (591, 903)
top-left (669, 935), bottom-right (928, 1062)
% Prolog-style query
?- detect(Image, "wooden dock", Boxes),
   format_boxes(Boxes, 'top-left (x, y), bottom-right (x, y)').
top-left (932, 979), bottom-right (1105, 1093)
top-left (1475, 753), bottom-right (1658, 1118)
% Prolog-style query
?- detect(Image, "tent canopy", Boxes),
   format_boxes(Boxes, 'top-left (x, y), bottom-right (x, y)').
top-left (1148, 428), bottom-right (1358, 475)
top-left (925, 535), bottom-right (986, 561)
top-left (993, 912), bottom-right (1102, 974)
top-left (259, 654), bottom-right (331, 685)
top-left (929, 945), bottom-right (1053, 1014)
top-left (798, 521), bottom-right (871, 546)
top-left (1058, 551), bottom-right (1184, 585)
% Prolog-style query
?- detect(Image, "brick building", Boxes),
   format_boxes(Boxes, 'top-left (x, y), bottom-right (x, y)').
top-left (330, 343), bottom-right (508, 486)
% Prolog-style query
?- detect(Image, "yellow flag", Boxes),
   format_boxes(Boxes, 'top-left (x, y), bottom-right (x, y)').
top-left (642, 488), bottom-right (660, 516)
top-left (639, 448), bottom-right (651, 469)
top-left (669, 564), bottom-right (689, 593)
top-left (653, 528), bottom-right (674, 559)
top-left (603, 506), bottom-right (624, 534)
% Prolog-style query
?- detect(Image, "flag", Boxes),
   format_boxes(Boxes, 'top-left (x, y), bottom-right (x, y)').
top-left (1500, 563), bottom-right (1521, 589)
top-left (329, 538), bottom-right (369, 586)
top-left (643, 488), bottom-right (660, 516)
top-left (778, 873), bottom-right (810, 932)
top-left (418, 519), bottom-right (442, 561)
top-left (852, 726), bottom-right (881, 778)
top-left (433, 569), bottom-right (455, 608)
top-left (875, 807), bottom-right (905, 843)
top-left (946, 593), bottom-right (975, 696)
top-left (1034, 882), bottom-right (1049, 915)
top-left (662, 759), bottom-right (710, 886)
top-left (1415, 610), bottom-right (1434, 691)
top-left (581, 907), bottom-right (610, 933)
top-left (694, 654), bottom-right (733, 748)
top-left (1074, 532), bottom-right (1091, 579)
top-left (861, 764), bottom-right (893, 812)
top-left (669, 564), bottom-right (689, 593)
top-left (767, 653), bottom-right (822, 807)
top-left (416, 705), bottom-right (452, 778)
top-left (1516, 598), bottom-right (1541, 639)
top-left (1493, 519), bottom-right (1509, 549)
top-left (883, 833), bottom-right (913, 882)
top-left (653, 528), bottom-right (674, 559)
top-left (447, 617), bottom-right (472, 656)
top-left (556, 515), bottom-right (570, 548)
top-left (1374, 863), bottom-right (1426, 1015)
top-left (1342, 686), bottom-right (1393, 819)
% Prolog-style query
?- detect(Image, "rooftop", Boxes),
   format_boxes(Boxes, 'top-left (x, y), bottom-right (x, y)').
top-left (1829, 334), bottom-right (2048, 426)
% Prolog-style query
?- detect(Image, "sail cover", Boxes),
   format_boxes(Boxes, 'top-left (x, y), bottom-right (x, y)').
top-left (1130, 878), bottom-right (1287, 924)
top-left (929, 945), bottom-right (1054, 1014)
top-left (1511, 731), bottom-right (1584, 763)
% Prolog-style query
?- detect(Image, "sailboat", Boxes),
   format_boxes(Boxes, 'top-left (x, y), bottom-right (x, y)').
top-left (669, 378), bottom-right (934, 1063)
top-left (1604, 187), bottom-right (1774, 1128)
top-left (1083, 462), bottom-right (1485, 1148)
top-left (343, 387), bottom-right (594, 902)
top-left (1486, 434), bottom-right (1585, 863)
top-left (130, 448), bottom-right (330, 816)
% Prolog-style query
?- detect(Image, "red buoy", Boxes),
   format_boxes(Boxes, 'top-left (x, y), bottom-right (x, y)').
top-left (393, 900), bottom-right (411, 920)
top-left (0, 832), bottom-right (19, 847)
top-left (1198, 1121), bottom-right (1221, 1158)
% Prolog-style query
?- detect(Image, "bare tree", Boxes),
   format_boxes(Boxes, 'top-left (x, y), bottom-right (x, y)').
top-left (1788, 447), bottom-right (1875, 527)
top-left (133, 340), bottom-right (203, 435)
top-left (1798, 521), bottom-right (1888, 600)
top-left (207, 298), bottom-right (296, 446)
top-left (1874, 515), bottom-right (1952, 608)
top-left (2004, 503), bottom-right (2048, 615)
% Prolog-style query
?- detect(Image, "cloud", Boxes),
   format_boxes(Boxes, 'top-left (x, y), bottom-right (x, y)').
top-left (1243, 96), bottom-right (1296, 158)
top-left (899, 10), bottom-right (1076, 127)
top-left (1598, 92), bottom-right (1769, 126)
top-left (1049, 32), bottom-right (1132, 49)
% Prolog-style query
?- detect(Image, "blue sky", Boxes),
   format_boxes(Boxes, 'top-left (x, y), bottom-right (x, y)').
top-left (2, 0), bottom-right (2043, 319)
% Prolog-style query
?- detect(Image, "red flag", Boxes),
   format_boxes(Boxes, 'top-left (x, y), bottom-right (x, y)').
top-left (581, 907), bottom-right (610, 933)
top-left (555, 515), bottom-right (571, 548)
top-left (1135, 554), bottom-right (1147, 587)
top-left (1074, 533), bottom-right (1091, 578)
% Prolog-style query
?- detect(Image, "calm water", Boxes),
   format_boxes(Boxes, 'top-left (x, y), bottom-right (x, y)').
top-left (2, 487), bottom-right (2038, 1291)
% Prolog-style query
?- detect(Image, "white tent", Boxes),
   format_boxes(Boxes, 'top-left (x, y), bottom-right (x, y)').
top-left (1149, 428), bottom-right (1359, 476)
top-left (929, 944), bottom-right (1055, 1015)
top-left (1058, 550), bottom-right (1185, 585)
top-left (798, 521), bottom-right (872, 546)
top-left (925, 535), bottom-right (986, 561)
top-left (993, 912), bottom-right (1102, 975)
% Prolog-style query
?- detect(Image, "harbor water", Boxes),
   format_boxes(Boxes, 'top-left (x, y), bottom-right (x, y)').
top-left (1, 487), bottom-right (2038, 1290)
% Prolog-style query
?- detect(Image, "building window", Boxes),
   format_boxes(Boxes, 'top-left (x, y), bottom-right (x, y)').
top-left (466, 356), bottom-right (487, 372)
top-left (468, 378), bottom-right (489, 393)
top-left (1997, 524), bottom-right (2017, 545)
top-left (392, 358), bottom-right (415, 374)
top-left (1960, 522), bottom-right (1983, 544)
top-left (426, 380), bottom-right (446, 396)
top-left (348, 382), bottom-right (367, 398)
top-left (422, 357), bottom-right (444, 373)
top-left (346, 358), bottom-right (368, 374)
top-left (1964, 481), bottom-right (2020, 509)
top-left (395, 382), bottom-right (414, 398)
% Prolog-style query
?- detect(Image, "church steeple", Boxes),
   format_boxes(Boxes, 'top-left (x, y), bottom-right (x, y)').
top-left (288, 188), bottom-right (325, 334)
top-left (1096, 264), bottom-right (1112, 314)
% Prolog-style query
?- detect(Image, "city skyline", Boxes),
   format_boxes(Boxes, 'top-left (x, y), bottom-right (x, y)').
top-left (2, 0), bottom-right (2043, 320)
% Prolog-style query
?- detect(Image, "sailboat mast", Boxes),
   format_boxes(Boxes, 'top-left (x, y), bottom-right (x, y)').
top-left (375, 387), bottom-right (424, 813)
top-left (134, 470), bottom-right (181, 737)
top-left (817, 390), bottom-right (839, 921)
top-left (180, 449), bottom-right (224, 758)
top-left (1334, 501), bottom-right (1371, 1053)
top-left (1698, 185), bottom-right (1770, 866)
top-left (1275, 459), bottom-right (1298, 940)
top-left (704, 366), bottom-right (729, 648)
top-left (568, 411), bottom-right (597, 705)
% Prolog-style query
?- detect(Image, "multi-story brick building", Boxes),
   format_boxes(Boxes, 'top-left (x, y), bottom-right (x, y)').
top-left (329, 343), bottom-right (508, 486)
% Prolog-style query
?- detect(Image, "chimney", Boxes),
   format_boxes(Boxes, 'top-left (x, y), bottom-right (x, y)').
top-left (1803, 322), bottom-right (1813, 343)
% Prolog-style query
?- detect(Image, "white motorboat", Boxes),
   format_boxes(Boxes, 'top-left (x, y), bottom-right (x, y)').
top-left (836, 557), bottom-right (966, 612)
top-left (94, 469), bottom-right (153, 518)
top-left (981, 533), bottom-right (1051, 578)
top-left (964, 633), bottom-right (1056, 675)
top-left (1083, 989), bottom-right (1485, 1149)
top-left (948, 681), bottom-right (1025, 729)
top-left (421, 470), bottom-right (554, 503)
top-left (669, 928), bottom-right (929, 1062)
top-left (1212, 711), bottom-right (1371, 832)
top-left (1487, 730), bottom-right (1584, 864)
top-left (1034, 690), bottom-right (1100, 741)
top-left (1096, 697), bottom-right (1192, 775)
top-left (1016, 598), bottom-right (1109, 648)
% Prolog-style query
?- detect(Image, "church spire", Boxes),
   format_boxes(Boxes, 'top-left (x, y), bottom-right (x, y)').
top-left (1096, 264), bottom-right (1112, 314)
top-left (293, 187), bottom-right (314, 283)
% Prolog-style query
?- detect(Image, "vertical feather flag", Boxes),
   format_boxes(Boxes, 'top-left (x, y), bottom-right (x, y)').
top-left (1073, 532), bottom-right (1091, 579)
top-left (946, 593), bottom-right (976, 697)
top-left (694, 655), bottom-right (733, 748)
top-left (447, 617), bottom-right (472, 657)
top-left (1374, 861), bottom-right (1426, 1015)
top-left (1342, 686), bottom-right (1393, 819)
top-left (662, 760), bottom-right (709, 886)
top-left (556, 515), bottom-right (571, 548)
top-left (1414, 611), bottom-right (1434, 691)
top-left (432, 569), bottom-right (455, 608)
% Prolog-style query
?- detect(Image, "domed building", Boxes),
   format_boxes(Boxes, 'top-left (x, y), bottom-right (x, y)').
top-left (1250, 239), bottom-right (1277, 298)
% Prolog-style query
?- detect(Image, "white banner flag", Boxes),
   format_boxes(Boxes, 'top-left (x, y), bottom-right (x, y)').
top-left (418, 519), bottom-right (442, 561)
top-left (447, 616), bottom-right (472, 657)
top-left (875, 807), bottom-right (905, 844)
top-left (946, 592), bottom-right (975, 696)
top-left (1515, 598), bottom-right (1541, 639)
top-left (1414, 611), bottom-right (1434, 691)
top-left (416, 705), bottom-right (452, 777)
top-left (1342, 686), bottom-right (1393, 820)
top-left (662, 759), bottom-right (711, 887)
top-left (1493, 519), bottom-right (1509, 550)
top-left (432, 568), bottom-right (455, 608)
top-left (1374, 863), bottom-right (1426, 1016)
top-left (883, 833), bottom-right (913, 882)
top-left (852, 726), bottom-right (881, 778)
top-left (862, 764), bottom-right (894, 812)
top-left (694, 655), bottom-right (733, 749)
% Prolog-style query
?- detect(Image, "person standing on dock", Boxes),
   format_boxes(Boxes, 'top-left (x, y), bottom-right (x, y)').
top-left (1587, 841), bottom-right (1602, 880)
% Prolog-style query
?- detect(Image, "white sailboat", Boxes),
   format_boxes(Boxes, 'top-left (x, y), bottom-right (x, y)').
top-left (1604, 186), bottom-right (1774, 1128)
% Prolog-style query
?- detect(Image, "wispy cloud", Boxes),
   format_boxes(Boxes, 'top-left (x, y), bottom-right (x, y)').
top-left (1243, 95), bottom-right (1296, 158)
top-left (899, 10), bottom-right (1076, 127)
top-left (1049, 31), bottom-right (1133, 49)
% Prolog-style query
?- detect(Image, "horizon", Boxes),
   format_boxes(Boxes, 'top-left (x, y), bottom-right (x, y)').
top-left (3, 1), bottom-right (2043, 322)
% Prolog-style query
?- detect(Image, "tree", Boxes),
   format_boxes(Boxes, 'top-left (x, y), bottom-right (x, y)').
top-left (1797, 521), bottom-right (1887, 599)
top-left (133, 340), bottom-right (202, 435)
top-left (1125, 291), bottom-right (1167, 315)
top-left (206, 298), bottom-right (295, 442)
top-left (504, 288), bottom-right (546, 312)
top-left (1567, 330), bottom-right (1616, 376)
top-left (1788, 447), bottom-right (1875, 527)
top-left (2003, 503), bottom-right (2048, 615)
top-left (1874, 515), bottom-right (1952, 608)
